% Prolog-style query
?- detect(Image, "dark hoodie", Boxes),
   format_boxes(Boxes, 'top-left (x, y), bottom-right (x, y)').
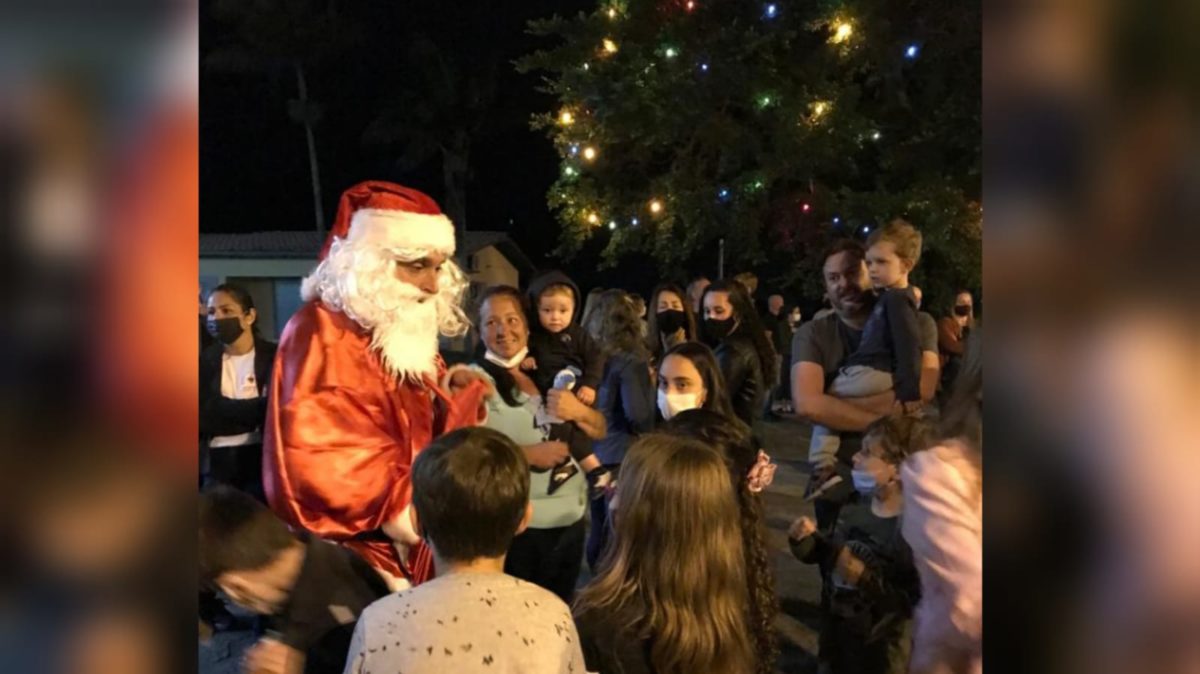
top-left (525, 270), bottom-right (606, 395)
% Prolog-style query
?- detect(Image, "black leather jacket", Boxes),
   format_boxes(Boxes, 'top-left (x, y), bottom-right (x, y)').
top-left (714, 334), bottom-right (765, 426)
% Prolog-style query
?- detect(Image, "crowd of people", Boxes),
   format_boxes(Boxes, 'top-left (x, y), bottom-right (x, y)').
top-left (199, 181), bottom-right (981, 674)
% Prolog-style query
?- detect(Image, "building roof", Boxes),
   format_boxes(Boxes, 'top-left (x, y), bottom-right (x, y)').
top-left (200, 230), bottom-right (534, 271)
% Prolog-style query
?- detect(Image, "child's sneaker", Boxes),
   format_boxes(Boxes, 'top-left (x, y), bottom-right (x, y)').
top-left (585, 465), bottom-right (613, 500)
top-left (547, 459), bottom-right (579, 495)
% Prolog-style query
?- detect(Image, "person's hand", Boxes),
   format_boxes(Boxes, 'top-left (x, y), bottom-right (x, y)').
top-left (834, 546), bottom-right (867, 587)
top-left (242, 637), bottom-right (304, 674)
top-left (789, 516), bottom-right (817, 540)
top-left (546, 388), bottom-right (588, 423)
top-left (576, 386), bottom-right (597, 406)
top-left (448, 368), bottom-right (496, 400)
top-left (525, 441), bottom-right (570, 470)
top-left (520, 357), bottom-right (537, 371)
top-left (901, 399), bottom-right (924, 416)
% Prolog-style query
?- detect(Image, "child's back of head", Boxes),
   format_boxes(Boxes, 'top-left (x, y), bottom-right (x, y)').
top-left (411, 426), bottom-right (530, 563)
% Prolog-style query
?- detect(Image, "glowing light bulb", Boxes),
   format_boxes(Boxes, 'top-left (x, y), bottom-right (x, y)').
top-left (813, 101), bottom-right (828, 117)
top-left (570, 144), bottom-right (580, 156)
top-left (686, 0), bottom-right (695, 10)
top-left (664, 47), bottom-right (678, 59)
top-left (586, 212), bottom-right (600, 225)
top-left (649, 199), bottom-right (663, 214)
top-left (603, 38), bottom-right (618, 54)
top-left (699, 62), bottom-right (709, 72)
top-left (871, 131), bottom-right (882, 141)
top-left (583, 63), bottom-right (590, 71)
top-left (609, 220), bottom-right (617, 230)
top-left (563, 166), bottom-right (577, 177)
top-left (631, 217), bottom-right (640, 226)
top-left (833, 216), bottom-right (841, 224)
top-left (831, 22), bottom-right (853, 44)
top-left (718, 188), bottom-right (730, 199)
top-left (802, 203), bottom-right (811, 212)
top-left (559, 110), bottom-right (574, 125)
top-left (582, 146), bottom-right (597, 161)
top-left (758, 95), bottom-right (772, 107)
top-left (905, 44), bottom-right (919, 59)
top-left (862, 226), bottom-right (870, 234)
top-left (765, 4), bottom-right (777, 18)
top-left (607, 7), bottom-right (617, 19)
top-left (753, 180), bottom-right (764, 190)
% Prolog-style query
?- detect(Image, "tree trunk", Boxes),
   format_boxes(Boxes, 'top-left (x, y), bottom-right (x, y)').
top-left (441, 131), bottom-right (469, 254)
top-left (294, 63), bottom-right (325, 235)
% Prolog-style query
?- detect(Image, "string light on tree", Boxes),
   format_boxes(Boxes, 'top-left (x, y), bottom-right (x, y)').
top-left (905, 44), bottom-right (919, 59)
top-left (830, 21), bottom-right (853, 44)
top-left (758, 94), bottom-right (773, 108)
top-left (862, 225), bottom-right (870, 234)
top-left (607, 7), bottom-right (617, 19)
top-left (718, 187), bottom-right (730, 201)
top-left (871, 131), bottom-right (882, 141)
top-left (631, 216), bottom-right (640, 226)
top-left (603, 38), bottom-right (619, 55)
top-left (764, 4), bottom-right (778, 19)
top-left (558, 109), bottom-right (575, 126)
top-left (686, 0), bottom-right (695, 11)
top-left (608, 220), bottom-right (617, 230)
top-left (570, 144), bottom-right (580, 156)
top-left (648, 198), bottom-right (664, 214)
top-left (833, 216), bottom-right (841, 224)
top-left (699, 62), bottom-right (709, 72)
top-left (563, 166), bottom-right (578, 177)
top-left (664, 46), bottom-right (678, 59)
top-left (801, 202), bottom-right (811, 213)
top-left (585, 211), bottom-right (600, 225)
top-left (582, 146), bottom-right (598, 161)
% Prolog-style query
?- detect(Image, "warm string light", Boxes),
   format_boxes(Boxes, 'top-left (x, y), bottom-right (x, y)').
top-left (686, 0), bottom-right (695, 11)
top-left (582, 146), bottom-right (597, 161)
top-left (603, 38), bottom-right (619, 54)
top-left (585, 211), bottom-right (600, 225)
top-left (607, 7), bottom-right (617, 19)
top-left (664, 47), bottom-right (678, 59)
top-left (559, 110), bottom-right (574, 126)
top-left (648, 199), bottom-right (663, 214)
top-left (608, 220), bottom-right (617, 230)
top-left (830, 21), bottom-right (853, 44)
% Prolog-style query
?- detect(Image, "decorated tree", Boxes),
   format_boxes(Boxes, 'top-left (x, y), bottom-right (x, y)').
top-left (518, 0), bottom-right (980, 310)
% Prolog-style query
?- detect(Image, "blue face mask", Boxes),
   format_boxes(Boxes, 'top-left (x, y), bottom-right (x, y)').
top-left (851, 468), bottom-right (877, 496)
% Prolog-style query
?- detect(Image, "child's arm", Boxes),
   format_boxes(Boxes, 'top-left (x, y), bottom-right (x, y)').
top-left (884, 289), bottom-right (923, 404)
top-left (851, 539), bottom-right (921, 615)
top-left (787, 516), bottom-right (834, 564)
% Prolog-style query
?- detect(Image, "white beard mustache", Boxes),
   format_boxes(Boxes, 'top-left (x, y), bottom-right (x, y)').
top-left (300, 237), bottom-right (471, 384)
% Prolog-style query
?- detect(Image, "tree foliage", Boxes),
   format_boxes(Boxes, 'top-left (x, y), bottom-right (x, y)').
top-left (517, 0), bottom-right (980, 310)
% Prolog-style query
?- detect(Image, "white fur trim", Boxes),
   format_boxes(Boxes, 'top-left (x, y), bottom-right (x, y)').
top-left (347, 208), bottom-right (456, 256)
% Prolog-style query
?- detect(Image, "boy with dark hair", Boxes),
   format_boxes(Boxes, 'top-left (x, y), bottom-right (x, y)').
top-left (518, 270), bottom-right (610, 496)
top-left (345, 427), bottom-right (587, 674)
top-left (789, 414), bottom-right (930, 674)
top-left (199, 485), bottom-right (388, 674)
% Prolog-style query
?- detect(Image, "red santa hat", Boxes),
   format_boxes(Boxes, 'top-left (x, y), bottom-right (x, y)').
top-left (319, 181), bottom-right (456, 260)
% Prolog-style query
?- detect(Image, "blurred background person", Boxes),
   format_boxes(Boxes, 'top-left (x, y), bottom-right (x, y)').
top-left (937, 290), bottom-right (976, 402)
top-left (686, 275), bottom-right (710, 315)
top-left (701, 280), bottom-right (775, 428)
top-left (644, 283), bottom-right (699, 367)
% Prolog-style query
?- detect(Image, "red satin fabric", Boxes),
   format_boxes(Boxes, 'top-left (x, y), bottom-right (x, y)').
top-left (262, 301), bottom-right (486, 584)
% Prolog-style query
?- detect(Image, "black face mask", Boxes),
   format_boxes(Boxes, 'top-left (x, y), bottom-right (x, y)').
top-left (954, 305), bottom-right (972, 317)
top-left (703, 317), bottom-right (735, 343)
top-left (656, 309), bottom-right (687, 335)
top-left (208, 317), bottom-right (245, 345)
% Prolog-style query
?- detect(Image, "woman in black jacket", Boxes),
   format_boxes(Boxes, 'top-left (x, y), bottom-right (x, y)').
top-left (699, 280), bottom-right (776, 428)
top-left (200, 284), bottom-right (276, 501)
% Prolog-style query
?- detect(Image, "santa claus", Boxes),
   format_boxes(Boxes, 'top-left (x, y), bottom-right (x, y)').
top-left (263, 180), bottom-right (491, 590)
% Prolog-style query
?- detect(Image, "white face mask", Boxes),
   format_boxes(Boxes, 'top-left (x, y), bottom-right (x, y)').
top-left (484, 346), bottom-right (528, 370)
top-left (657, 389), bottom-right (701, 420)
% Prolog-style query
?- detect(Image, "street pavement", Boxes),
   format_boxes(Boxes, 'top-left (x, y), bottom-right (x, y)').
top-left (200, 416), bottom-right (823, 673)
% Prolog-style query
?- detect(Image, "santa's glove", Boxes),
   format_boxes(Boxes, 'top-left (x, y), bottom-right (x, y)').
top-left (586, 465), bottom-right (614, 500)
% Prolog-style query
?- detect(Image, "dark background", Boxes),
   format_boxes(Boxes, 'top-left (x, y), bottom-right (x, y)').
top-left (199, 0), bottom-right (717, 300)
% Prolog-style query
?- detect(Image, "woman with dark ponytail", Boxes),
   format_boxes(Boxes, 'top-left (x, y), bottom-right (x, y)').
top-left (663, 409), bottom-right (780, 674)
top-left (200, 283), bottom-right (276, 501)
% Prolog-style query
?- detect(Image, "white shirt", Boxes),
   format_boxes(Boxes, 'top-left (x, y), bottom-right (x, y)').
top-left (209, 349), bottom-right (262, 447)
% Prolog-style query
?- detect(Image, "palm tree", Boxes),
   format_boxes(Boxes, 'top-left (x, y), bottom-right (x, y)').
top-left (362, 35), bottom-right (498, 246)
top-left (206, 0), bottom-right (354, 235)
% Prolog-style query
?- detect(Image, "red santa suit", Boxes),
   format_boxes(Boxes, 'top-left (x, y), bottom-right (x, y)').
top-left (262, 181), bottom-right (486, 588)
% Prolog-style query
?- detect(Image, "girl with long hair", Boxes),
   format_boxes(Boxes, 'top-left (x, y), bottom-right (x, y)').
top-left (574, 434), bottom-right (755, 674)
top-left (663, 409), bottom-right (780, 674)
top-left (656, 341), bottom-right (737, 422)
top-left (644, 283), bottom-right (699, 365)
top-left (700, 279), bottom-right (777, 426)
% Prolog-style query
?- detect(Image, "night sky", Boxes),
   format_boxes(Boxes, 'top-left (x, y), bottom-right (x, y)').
top-left (200, 0), bottom-right (674, 294)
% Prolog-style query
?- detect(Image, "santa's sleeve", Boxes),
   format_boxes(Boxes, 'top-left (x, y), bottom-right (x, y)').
top-left (264, 320), bottom-right (413, 543)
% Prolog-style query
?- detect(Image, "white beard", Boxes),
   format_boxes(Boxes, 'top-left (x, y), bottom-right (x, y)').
top-left (300, 237), bottom-right (471, 384)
